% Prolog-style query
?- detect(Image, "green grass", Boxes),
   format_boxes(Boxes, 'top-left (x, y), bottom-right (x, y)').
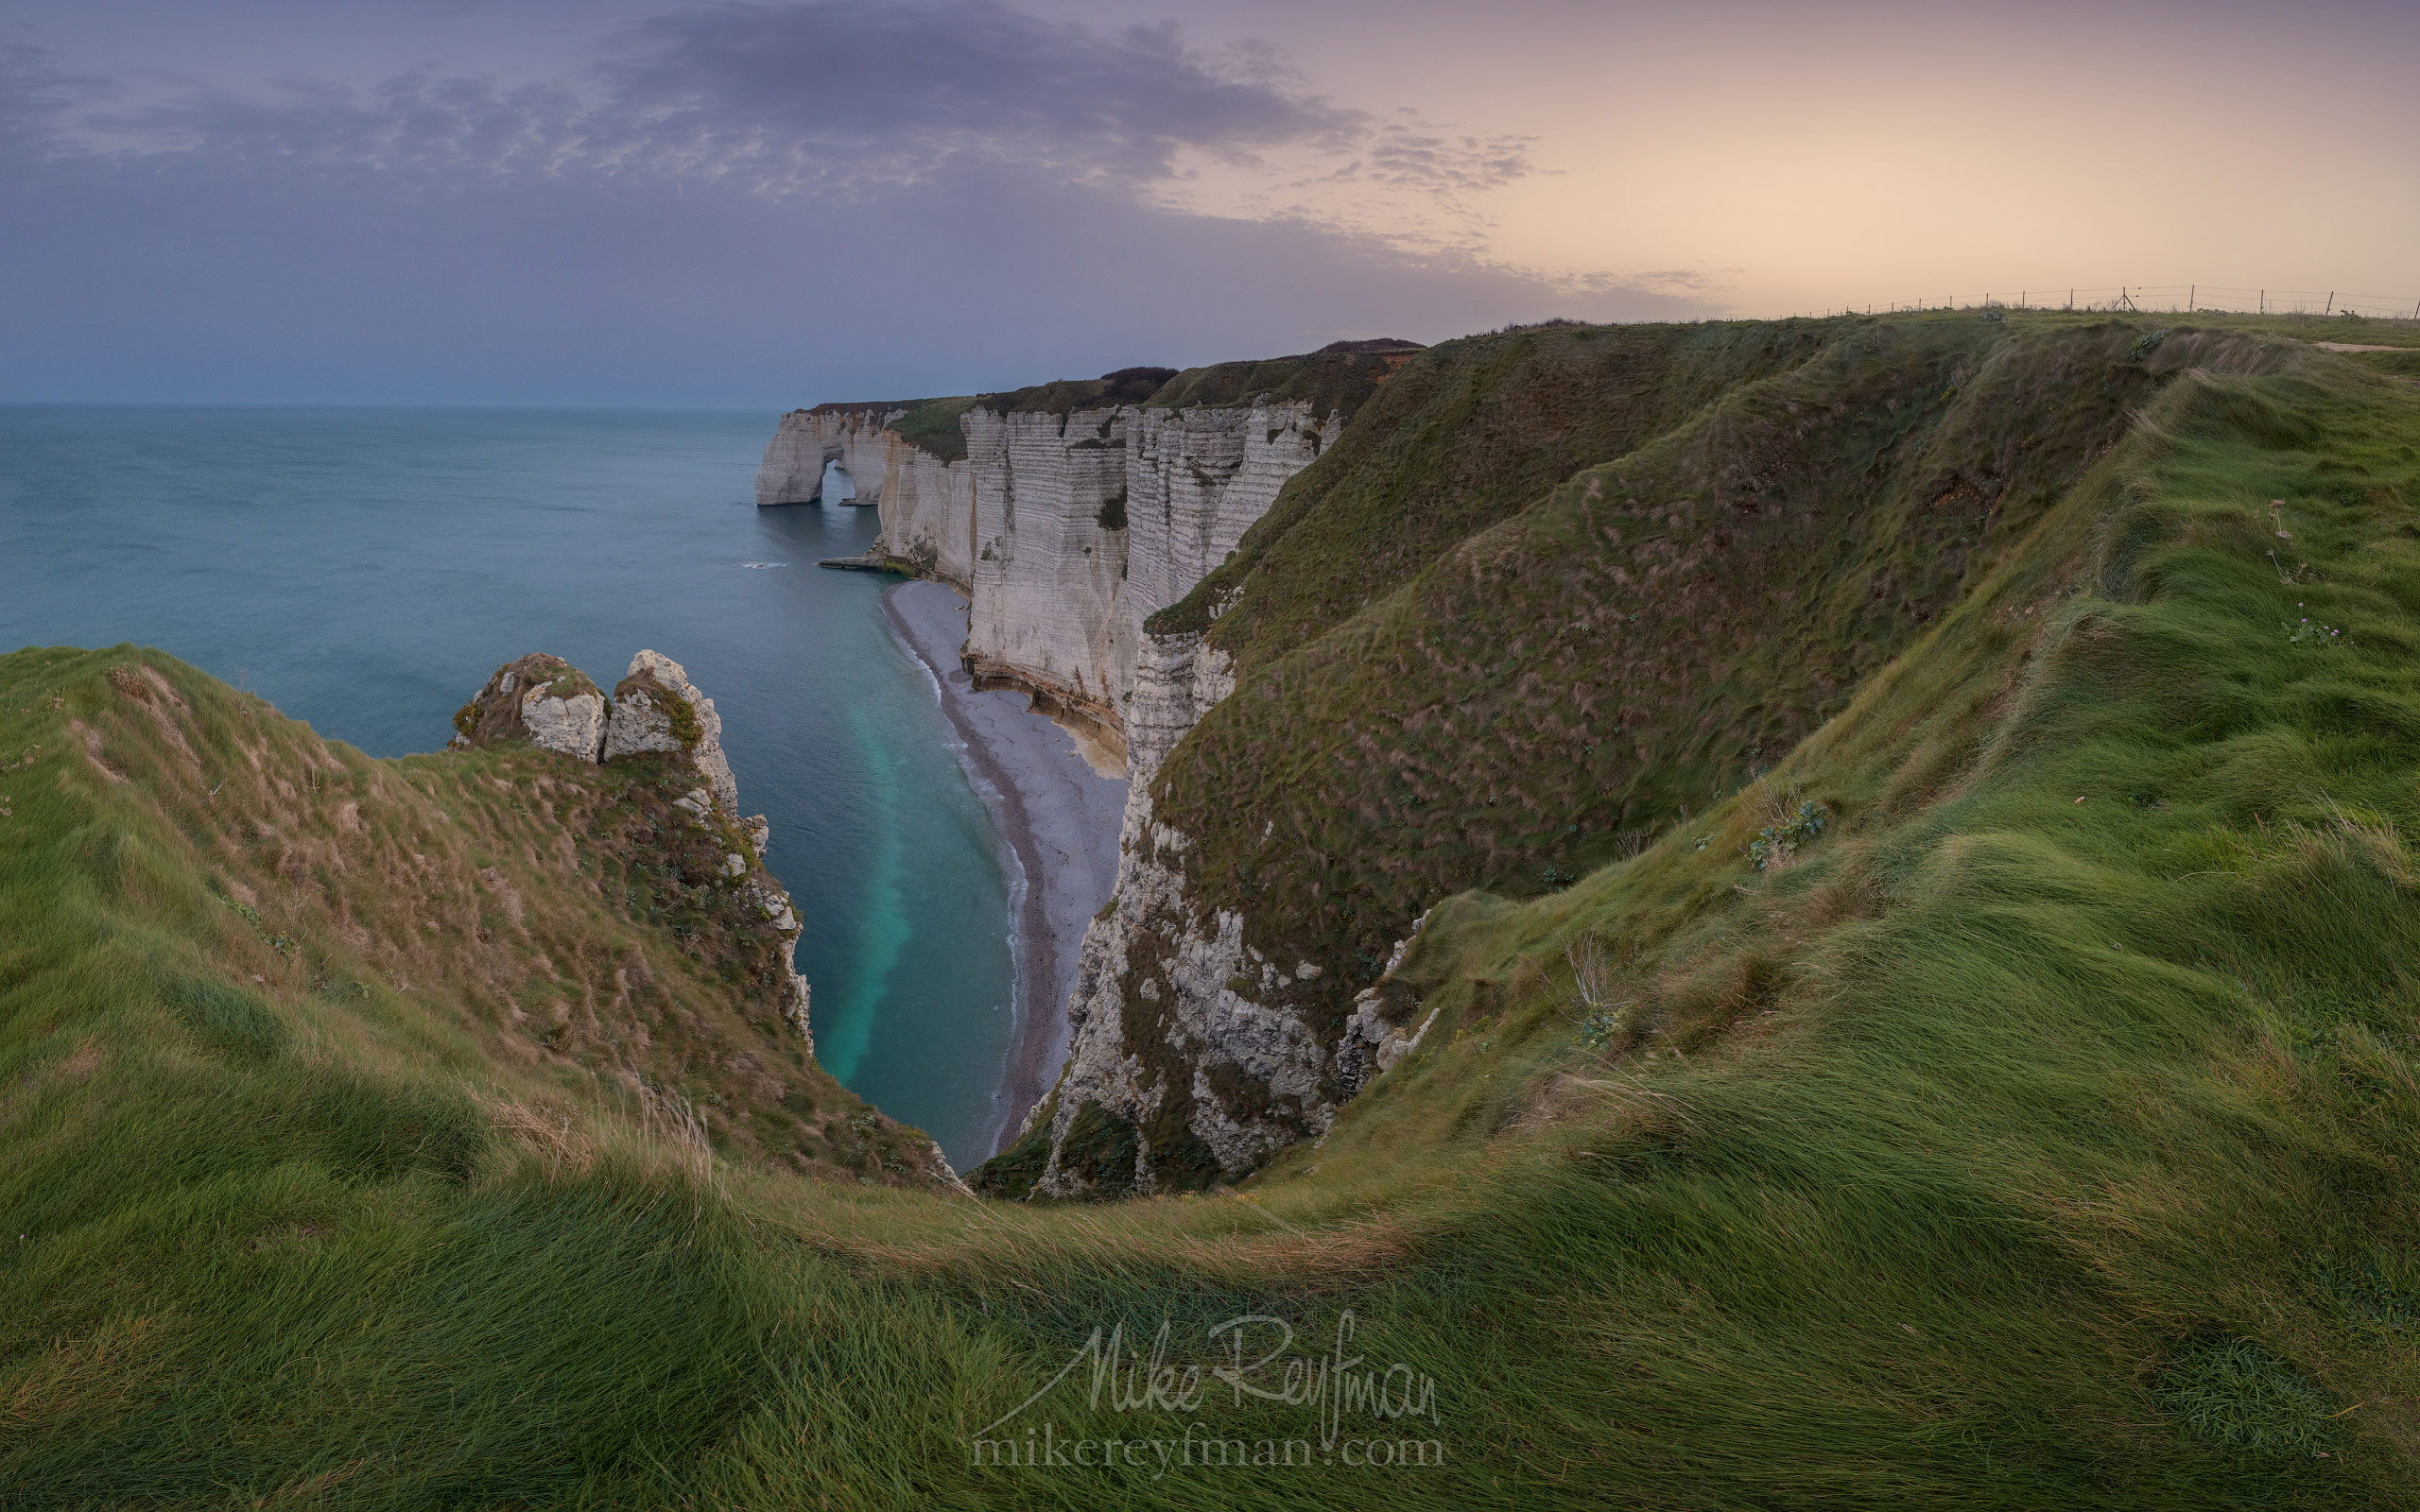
top-left (1138, 342), bottom-right (1418, 417)
top-left (899, 344), bottom-right (1417, 461)
top-left (1099, 314), bottom-right (2214, 1166)
top-left (7, 319), bottom-right (2420, 1504)
top-left (2350, 350), bottom-right (2420, 380)
top-left (891, 396), bottom-right (979, 463)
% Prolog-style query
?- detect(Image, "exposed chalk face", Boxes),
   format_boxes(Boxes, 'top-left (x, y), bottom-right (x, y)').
top-left (603, 649), bottom-right (741, 819)
top-left (518, 686), bottom-right (607, 762)
top-left (759, 398), bottom-right (1336, 768)
top-left (1018, 625), bottom-right (1321, 1196)
top-left (957, 400), bottom-right (1335, 761)
top-left (450, 653), bottom-right (607, 762)
top-left (998, 610), bottom-right (1428, 1197)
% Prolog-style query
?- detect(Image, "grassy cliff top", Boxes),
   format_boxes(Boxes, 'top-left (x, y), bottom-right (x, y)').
top-left (804, 339), bottom-right (1427, 464)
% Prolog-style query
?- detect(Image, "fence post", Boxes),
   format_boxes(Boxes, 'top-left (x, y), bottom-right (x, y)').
top-left (2188, 285), bottom-right (2194, 313)
top-left (2325, 291), bottom-right (2334, 315)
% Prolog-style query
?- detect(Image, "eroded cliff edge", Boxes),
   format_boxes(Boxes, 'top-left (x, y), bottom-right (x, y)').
top-left (449, 647), bottom-right (964, 1188)
top-left (978, 316), bottom-right (2279, 1198)
top-left (757, 340), bottom-right (1420, 766)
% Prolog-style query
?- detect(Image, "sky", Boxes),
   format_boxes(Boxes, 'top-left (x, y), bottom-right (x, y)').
top-left (3, 0), bottom-right (2414, 406)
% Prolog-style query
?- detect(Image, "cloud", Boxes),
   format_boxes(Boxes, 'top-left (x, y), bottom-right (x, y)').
top-left (42, 2), bottom-right (1374, 198)
top-left (1359, 111), bottom-right (1537, 197)
top-left (0, 45), bottom-right (96, 146)
top-left (1251, 106), bottom-right (1541, 255)
top-left (0, 7), bottom-right (1720, 404)
top-left (601, 1), bottom-right (1366, 186)
top-left (28, 3), bottom-right (1543, 228)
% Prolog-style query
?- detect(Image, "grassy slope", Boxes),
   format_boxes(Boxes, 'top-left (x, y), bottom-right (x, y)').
top-left (0, 650), bottom-right (960, 1498)
top-left (1137, 318), bottom-right (2259, 1053)
top-left (1137, 344), bottom-right (1418, 417)
top-left (890, 397), bottom-right (981, 464)
top-left (14, 650), bottom-right (951, 1180)
top-left (1296, 332), bottom-right (2420, 1495)
top-left (6, 327), bottom-right (2420, 1504)
top-left (1147, 320), bottom-right (1833, 647)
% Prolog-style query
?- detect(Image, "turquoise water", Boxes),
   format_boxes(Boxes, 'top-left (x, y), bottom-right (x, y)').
top-left (0, 404), bottom-right (1015, 1166)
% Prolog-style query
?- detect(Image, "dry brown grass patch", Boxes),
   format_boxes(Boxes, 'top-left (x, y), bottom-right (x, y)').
top-left (107, 665), bottom-right (199, 768)
top-left (477, 1091), bottom-right (597, 1176)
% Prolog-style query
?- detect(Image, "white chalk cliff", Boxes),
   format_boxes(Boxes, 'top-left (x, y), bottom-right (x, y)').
top-left (758, 406), bottom-right (976, 586)
top-left (758, 396), bottom-right (1339, 766)
top-left (959, 401), bottom-right (1339, 759)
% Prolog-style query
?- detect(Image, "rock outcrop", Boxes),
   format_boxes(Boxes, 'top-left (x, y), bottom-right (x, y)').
top-left (603, 649), bottom-right (743, 819)
top-left (450, 654), bottom-right (607, 761)
top-left (454, 649), bottom-right (811, 1049)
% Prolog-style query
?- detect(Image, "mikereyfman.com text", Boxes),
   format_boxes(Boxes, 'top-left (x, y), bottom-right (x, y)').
top-left (968, 1312), bottom-right (1445, 1478)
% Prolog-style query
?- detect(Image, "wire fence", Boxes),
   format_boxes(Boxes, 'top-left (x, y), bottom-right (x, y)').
top-left (1793, 284), bottom-right (2420, 322)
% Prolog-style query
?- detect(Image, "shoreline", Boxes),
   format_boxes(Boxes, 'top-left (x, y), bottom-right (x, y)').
top-left (880, 580), bottom-right (1128, 1158)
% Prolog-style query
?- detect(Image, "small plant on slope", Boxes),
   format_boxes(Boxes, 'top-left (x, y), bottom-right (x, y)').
top-left (1564, 933), bottom-right (1628, 1051)
top-left (2153, 1337), bottom-right (2342, 1459)
top-left (1748, 791), bottom-right (1829, 871)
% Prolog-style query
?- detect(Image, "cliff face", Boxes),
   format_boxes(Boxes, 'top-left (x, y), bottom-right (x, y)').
top-left (958, 400), bottom-right (1340, 757)
top-left (986, 317), bottom-right (2258, 1199)
top-left (757, 405), bottom-right (976, 587)
top-left (759, 344), bottom-right (1406, 765)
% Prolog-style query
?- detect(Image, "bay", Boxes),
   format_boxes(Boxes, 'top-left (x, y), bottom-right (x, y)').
top-left (0, 404), bottom-right (1014, 1167)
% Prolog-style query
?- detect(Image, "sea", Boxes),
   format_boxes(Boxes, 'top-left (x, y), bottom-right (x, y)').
top-left (0, 404), bottom-right (1016, 1168)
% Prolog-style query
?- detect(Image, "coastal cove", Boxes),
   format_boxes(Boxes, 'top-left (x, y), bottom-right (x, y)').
top-left (882, 580), bottom-right (1127, 1153)
top-left (0, 404), bottom-right (1024, 1167)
